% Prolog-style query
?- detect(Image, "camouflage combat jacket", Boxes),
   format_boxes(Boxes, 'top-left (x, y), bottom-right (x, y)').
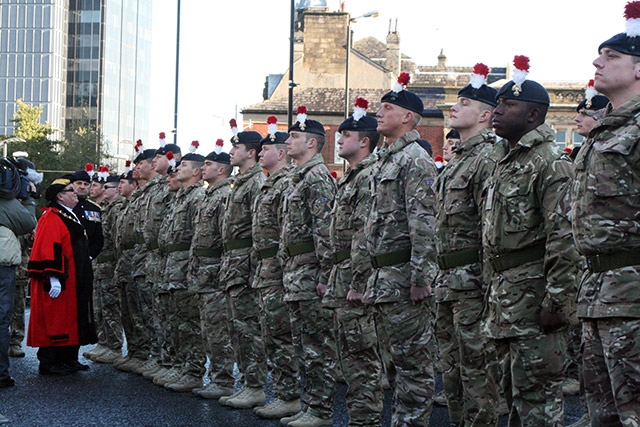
top-left (220, 163), bottom-right (265, 292)
top-left (158, 182), bottom-right (204, 291)
top-left (252, 164), bottom-right (294, 290)
top-left (482, 124), bottom-right (580, 338)
top-left (188, 178), bottom-right (232, 293)
top-left (363, 130), bottom-right (438, 305)
top-left (95, 196), bottom-right (125, 277)
top-left (434, 129), bottom-right (498, 302)
top-left (280, 154), bottom-right (336, 302)
top-left (143, 175), bottom-right (174, 285)
top-left (573, 94), bottom-right (640, 319)
top-left (323, 153), bottom-right (376, 309)
top-left (132, 176), bottom-right (161, 278)
top-left (114, 189), bottom-right (141, 283)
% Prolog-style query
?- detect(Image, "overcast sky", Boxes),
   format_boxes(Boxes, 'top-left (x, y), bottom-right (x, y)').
top-left (147, 0), bottom-right (628, 154)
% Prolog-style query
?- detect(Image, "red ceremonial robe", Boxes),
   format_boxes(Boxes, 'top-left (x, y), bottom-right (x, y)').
top-left (27, 205), bottom-right (96, 347)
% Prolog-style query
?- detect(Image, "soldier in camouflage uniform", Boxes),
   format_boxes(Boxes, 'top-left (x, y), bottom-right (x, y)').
top-left (139, 141), bottom-right (180, 383)
top-left (572, 17), bottom-right (640, 424)
top-left (364, 76), bottom-right (438, 427)
top-left (111, 150), bottom-right (153, 370)
top-left (323, 100), bottom-right (384, 427)
top-left (91, 174), bottom-right (125, 364)
top-left (189, 148), bottom-right (235, 400)
top-left (483, 58), bottom-right (580, 426)
top-left (279, 111), bottom-right (337, 427)
top-left (434, 66), bottom-right (501, 427)
top-left (251, 125), bottom-right (300, 419)
top-left (158, 148), bottom-right (206, 392)
top-left (218, 130), bottom-right (268, 409)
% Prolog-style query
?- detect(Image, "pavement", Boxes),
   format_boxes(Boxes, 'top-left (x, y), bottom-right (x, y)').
top-left (0, 311), bottom-right (586, 426)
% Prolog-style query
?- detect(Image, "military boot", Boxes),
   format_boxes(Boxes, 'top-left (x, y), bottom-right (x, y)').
top-left (222, 386), bottom-right (266, 408)
top-left (144, 366), bottom-right (167, 381)
top-left (287, 411), bottom-right (332, 427)
top-left (194, 383), bottom-right (234, 399)
top-left (153, 367), bottom-right (180, 386)
top-left (219, 386), bottom-right (245, 405)
top-left (165, 374), bottom-right (203, 392)
top-left (94, 348), bottom-right (122, 364)
top-left (8, 345), bottom-right (25, 358)
top-left (114, 357), bottom-right (145, 373)
top-left (254, 398), bottom-right (301, 419)
top-left (82, 344), bottom-right (107, 361)
top-left (280, 408), bottom-right (306, 426)
top-left (135, 358), bottom-right (160, 375)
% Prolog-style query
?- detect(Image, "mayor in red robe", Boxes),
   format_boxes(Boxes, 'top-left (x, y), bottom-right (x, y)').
top-left (27, 176), bottom-right (97, 375)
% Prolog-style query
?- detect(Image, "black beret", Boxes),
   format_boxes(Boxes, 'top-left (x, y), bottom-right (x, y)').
top-left (156, 144), bottom-right (181, 156)
top-left (204, 151), bottom-right (231, 164)
top-left (167, 160), bottom-right (181, 175)
top-left (120, 170), bottom-right (134, 181)
top-left (45, 177), bottom-right (72, 202)
top-left (446, 129), bottom-right (460, 140)
top-left (381, 90), bottom-right (424, 116)
top-left (599, 32), bottom-right (640, 56)
top-left (576, 94), bottom-right (610, 112)
top-left (497, 80), bottom-right (550, 106)
top-left (338, 115), bottom-right (378, 132)
top-left (230, 131), bottom-right (263, 145)
top-left (72, 170), bottom-right (92, 183)
top-left (181, 153), bottom-right (205, 162)
top-left (106, 175), bottom-right (120, 184)
top-left (261, 131), bottom-right (289, 145)
top-left (133, 149), bottom-right (157, 164)
top-left (288, 119), bottom-right (326, 136)
top-left (457, 84), bottom-right (498, 107)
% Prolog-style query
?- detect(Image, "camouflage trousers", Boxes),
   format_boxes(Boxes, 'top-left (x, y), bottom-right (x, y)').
top-left (198, 290), bottom-right (235, 387)
top-left (155, 290), bottom-right (178, 369)
top-left (334, 305), bottom-right (384, 426)
top-left (435, 297), bottom-right (500, 426)
top-left (121, 275), bottom-right (150, 360)
top-left (374, 299), bottom-right (435, 427)
top-left (289, 299), bottom-right (337, 419)
top-left (133, 275), bottom-right (154, 358)
top-left (169, 289), bottom-right (206, 377)
top-left (495, 331), bottom-right (565, 427)
top-left (258, 285), bottom-right (299, 401)
top-left (582, 318), bottom-right (640, 426)
top-left (93, 265), bottom-right (123, 351)
top-left (565, 322), bottom-right (583, 382)
top-left (115, 250), bottom-right (144, 358)
top-left (9, 277), bottom-right (27, 347)
top-left (225, 285), bottom-right (267, 387)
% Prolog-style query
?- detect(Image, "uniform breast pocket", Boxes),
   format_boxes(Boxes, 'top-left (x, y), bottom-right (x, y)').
top-left (593, 152), bottom-right (639, 198)
top-left (376, 168), bottom-right (403, 214)
top-left (496, 175), bottom-right (541, 232)
top-left (285, 194), bottom-right (309, 227)
top-left (445, 176), bottom-right (475, 216)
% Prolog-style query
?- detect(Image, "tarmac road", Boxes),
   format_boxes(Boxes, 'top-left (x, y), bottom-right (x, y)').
top-left (0, 310), bottom-right (586, 426)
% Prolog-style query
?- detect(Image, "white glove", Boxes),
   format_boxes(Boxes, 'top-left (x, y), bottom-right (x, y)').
top-left (49, 277), bottom-right (61, 298)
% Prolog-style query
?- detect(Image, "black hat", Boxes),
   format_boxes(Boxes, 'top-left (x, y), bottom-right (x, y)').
top-left (205, 150), bottom-right (231, 164)
top-left (106, 174), bottom-right (120, 184)
top-left (45, 176), bottom-right (73, 202)
top-left (230, 130), bottom-right (263, 145)
top-left (156, 143), bottom-right (181, 156)
top-left (457, 63), bottom-right (498, 107)
top-left (167, 160), bottom-right (181, 175)
top-left (72, 169), bottom-right (92, 183)
top-left (262, 116), bottom-right (289, 145)
top-left (133, 149), bottom-right (156, 164)
top-left (288, 106), bottom-right (326, 136)
top-left (338, 97), bottom-right (378, 132)
top-left (576, 81), bottom-right (610, 112)
top-left (497, 56), bottom-right (549, 106)
top-left (181, 140), bottom-right (204, 162)
top-left (381, 72), bottom-right (424, 116)
top-left (599, 2), bottom-right (640, 56)
top-left (446, 129), bottom-right (460, 140)
top-left (120, 170), bottom-right (134, 181)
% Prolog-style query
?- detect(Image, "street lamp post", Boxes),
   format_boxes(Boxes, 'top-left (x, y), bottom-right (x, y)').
top-left (344, 10), bottom-right (379, 119)
top-left (1, 137), bottom-right (26, 158)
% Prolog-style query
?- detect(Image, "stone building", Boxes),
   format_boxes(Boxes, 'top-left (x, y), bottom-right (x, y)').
top-left (242, 4), bottom-right (588, 174)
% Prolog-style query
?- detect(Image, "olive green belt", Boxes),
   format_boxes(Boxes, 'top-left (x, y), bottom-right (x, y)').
top-left (258, 245), bottom-right (279, 260)
top-left (587, 250), bottom-right (640, 273)
top-left (165, 243), bottom-right (190, 254)
top-left (96, 254), bottom-right (116, 263)
top-left (370, 248), bottom-right (411, 269)
top-left (332, 248), bottom-right (351, 264)
top-left (284, 240), bottom-right (315, 257)
top-left (489, 241), bottom-right (546, 273)
top-left (437, 247), bottom-right (480, 270)
top-left (193, 247), bottom-right (223, 258)
top-left (223, 238), bottom-right (253, 252)
top-left (146, 239), bottom-right (159, 251)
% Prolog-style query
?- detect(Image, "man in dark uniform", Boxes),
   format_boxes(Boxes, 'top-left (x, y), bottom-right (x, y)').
top-left (72, 169), bottom-right (104, 260)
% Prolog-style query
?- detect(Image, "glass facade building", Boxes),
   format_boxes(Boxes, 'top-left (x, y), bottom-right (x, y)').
top-left (0, 0), bottom-right (152, 158)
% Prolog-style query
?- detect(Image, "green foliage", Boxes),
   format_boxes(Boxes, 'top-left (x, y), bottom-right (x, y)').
top-left (10, 99), bottom-right (54, 141)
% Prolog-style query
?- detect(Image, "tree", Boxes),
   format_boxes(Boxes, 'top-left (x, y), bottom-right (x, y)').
top-left (10, 99), bottom-right (54, 141)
